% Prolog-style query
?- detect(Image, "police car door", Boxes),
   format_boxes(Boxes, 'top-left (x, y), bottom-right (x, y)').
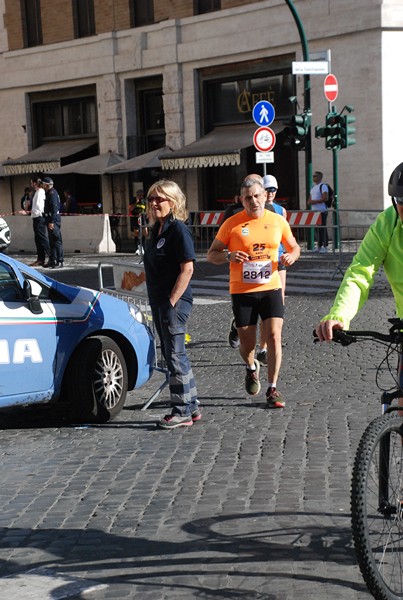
top-left (0, 260), bottom-right (57, 403)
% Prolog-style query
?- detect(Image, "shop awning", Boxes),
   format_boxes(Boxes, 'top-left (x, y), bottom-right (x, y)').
top-left (2, 139), bottom-right (98, 175)
top-left (159, 124), bottom-right (282, 170)
top-left (105, 146), bottom-right (172, 174)
top-left (49, 150), bottom-right (125, 175)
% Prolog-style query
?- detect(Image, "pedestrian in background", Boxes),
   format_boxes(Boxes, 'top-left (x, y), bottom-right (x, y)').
top-left (29, 176), bottom-right (50, 267)
top-left (256, 174), bottom-right (288, 364)
top-left (43, 177), bottom-right (64, 268)
top-left (62, 189), bottom-right (77, 214)
top-left (129, 189), bottom-right (146, 255)
top-left (143, 179), bottom-right (200, 429)
top-left (20, 186), bottom-right (33, 212)
top-left (223, 193), bottom-right (242, 221)
top-left (207, 176), bottom-right (300, 408)
top-left (308, 170), bottom-right (329, 252)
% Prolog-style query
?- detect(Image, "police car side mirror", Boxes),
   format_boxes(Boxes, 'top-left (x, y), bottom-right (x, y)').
top-left (23, 279), bottom-right (43, 315)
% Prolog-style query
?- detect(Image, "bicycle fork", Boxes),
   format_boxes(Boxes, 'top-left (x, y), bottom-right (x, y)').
top-left (378, 350), bottom-right (403, 517)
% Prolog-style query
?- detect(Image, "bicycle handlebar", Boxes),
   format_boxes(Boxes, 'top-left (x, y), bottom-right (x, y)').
top-left (313, 318), bottom-right (403, 346)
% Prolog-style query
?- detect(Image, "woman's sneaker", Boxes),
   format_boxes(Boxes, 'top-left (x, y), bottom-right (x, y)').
top-left (158, 411), bottom-right (193, 429)
top-left (191, 408), bottom-right (202, 422)
top-left (245, 359), bottom-right (261, 395)
top-left (266, 387), bottom-right (285, 409)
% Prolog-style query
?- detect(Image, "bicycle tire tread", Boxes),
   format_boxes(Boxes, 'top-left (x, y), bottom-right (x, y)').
top-left (351, 413), bottom-right (403, 600)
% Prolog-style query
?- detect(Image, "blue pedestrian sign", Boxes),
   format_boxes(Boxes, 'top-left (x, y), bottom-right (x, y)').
top-left (252, 101), bottom-right (275, 127)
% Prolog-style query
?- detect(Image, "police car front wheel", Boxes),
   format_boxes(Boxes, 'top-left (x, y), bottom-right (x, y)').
top-left (66, 335), bottom-right (128, 423)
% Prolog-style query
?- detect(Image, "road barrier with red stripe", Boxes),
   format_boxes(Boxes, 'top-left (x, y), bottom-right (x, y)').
top-left (198, 212), bottom-right (225, 226)
top-left (287, 211), bottom-right (322, 226)
top-left (193, 210), bottom-right (322, 227)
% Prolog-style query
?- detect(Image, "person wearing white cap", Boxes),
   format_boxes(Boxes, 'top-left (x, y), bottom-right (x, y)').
top-left (255, 175), bottom-right (288, 364)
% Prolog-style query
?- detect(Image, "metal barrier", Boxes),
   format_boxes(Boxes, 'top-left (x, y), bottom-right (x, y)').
top-left (108, 209), bottom-right (382, 263)
top-left (97, 259), bottom-right (169, 410)
top-left (187, 209), bottom-right (382, 262)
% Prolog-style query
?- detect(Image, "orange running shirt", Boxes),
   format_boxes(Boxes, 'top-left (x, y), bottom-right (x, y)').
top-left (215, 208), bottom-right (293, 294)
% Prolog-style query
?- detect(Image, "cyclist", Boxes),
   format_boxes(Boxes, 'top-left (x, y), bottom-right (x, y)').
top-left (315, 162), bottom-right (403, 409)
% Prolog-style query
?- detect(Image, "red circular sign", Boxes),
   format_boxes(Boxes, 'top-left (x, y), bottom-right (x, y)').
top-left (253, 127), bottom-right (276, 152)
top-left (324, 74), bottom-right (338, 102)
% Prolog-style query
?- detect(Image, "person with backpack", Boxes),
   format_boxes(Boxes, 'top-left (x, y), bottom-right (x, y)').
top-left (308, 170), bottom-right (330, 253)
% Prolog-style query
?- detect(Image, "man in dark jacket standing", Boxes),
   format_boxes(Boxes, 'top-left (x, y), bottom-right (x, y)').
top-left (43, 177), bottom-right (64, 268)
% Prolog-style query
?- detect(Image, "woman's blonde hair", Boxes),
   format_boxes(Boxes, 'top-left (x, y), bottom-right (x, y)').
top-left (146, 180), bottom-right (188, 222)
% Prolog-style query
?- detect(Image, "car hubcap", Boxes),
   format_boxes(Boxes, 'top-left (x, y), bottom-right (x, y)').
top-left (94, 349), bottom-right (124, 409)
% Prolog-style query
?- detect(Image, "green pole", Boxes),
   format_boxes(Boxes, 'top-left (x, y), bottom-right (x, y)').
top-left (284, 0), bottom-right (313, 248)
top-left (332, 146), bottom-right (339, 249)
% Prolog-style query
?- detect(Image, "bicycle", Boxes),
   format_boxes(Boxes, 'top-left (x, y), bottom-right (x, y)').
top-left (315, 318), bottom-right (403, 600)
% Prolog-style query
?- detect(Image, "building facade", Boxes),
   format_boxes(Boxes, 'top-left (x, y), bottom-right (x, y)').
top-left (0, 0), bottom-right (402, 221)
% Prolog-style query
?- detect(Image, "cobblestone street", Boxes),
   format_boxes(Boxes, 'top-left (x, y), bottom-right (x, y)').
top-left (0, 256), bottom-right (396, 599)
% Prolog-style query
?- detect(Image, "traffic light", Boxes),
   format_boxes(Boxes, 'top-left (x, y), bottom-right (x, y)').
top-left (315, 108), bottom-right (356, 151)
top-left (284, 113), bottom-right (310, 150)
top-left (340, 114), bottom-right (356, 148)
top-left (314, 125), bottom-right (327, 139)
top-left (324, 112), bottom-right (343, 150)
top-left (314, 113), bottom-right (342, 149)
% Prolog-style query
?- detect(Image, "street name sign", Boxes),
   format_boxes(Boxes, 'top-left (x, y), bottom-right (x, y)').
top-left (292, 61), bottom-right (329, 75)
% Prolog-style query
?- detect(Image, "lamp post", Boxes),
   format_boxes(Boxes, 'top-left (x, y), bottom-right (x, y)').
top-left (284, 0), bottom-right (312, 207)
top-left (284, 0), bottom-right (315, 249)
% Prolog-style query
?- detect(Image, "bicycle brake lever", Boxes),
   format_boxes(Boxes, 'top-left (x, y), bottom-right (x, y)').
top-left (313, 329), bottom-right (356, 345)
top-left (333, 330), bottom-right (356, 346)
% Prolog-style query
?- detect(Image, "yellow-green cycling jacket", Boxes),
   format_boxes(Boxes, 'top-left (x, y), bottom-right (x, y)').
top-left (322, 206), bottom-right (403, 329)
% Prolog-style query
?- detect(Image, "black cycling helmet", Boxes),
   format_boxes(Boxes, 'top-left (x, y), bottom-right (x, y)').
top-left (388, 162), bottom-right (403, 197)
top-left (388, 162), bottom-right (403, 212)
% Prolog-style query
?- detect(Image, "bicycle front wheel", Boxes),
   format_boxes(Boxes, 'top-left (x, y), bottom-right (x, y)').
top-left (351, 412), bottom-right (403, 600)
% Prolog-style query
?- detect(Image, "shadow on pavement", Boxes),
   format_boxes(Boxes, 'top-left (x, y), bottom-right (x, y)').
top-left (0, 512), bottom-right (367, 598)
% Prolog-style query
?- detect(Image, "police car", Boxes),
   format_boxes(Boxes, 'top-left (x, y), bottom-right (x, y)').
top-left (0, 253), bottom-right (155, 423)
top-left (0, 217), bottom-right (11, 253)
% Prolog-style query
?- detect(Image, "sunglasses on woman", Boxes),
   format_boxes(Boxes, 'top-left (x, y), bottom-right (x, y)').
top-left (147, 196), bottom-right (168, 204)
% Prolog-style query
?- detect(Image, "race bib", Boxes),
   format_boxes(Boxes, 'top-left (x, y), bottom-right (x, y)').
top-left (242, 260), bottom-right (272, 283)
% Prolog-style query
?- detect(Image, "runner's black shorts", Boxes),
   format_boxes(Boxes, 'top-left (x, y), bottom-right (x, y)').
top-left (231, 289), bottom-right (284, 327)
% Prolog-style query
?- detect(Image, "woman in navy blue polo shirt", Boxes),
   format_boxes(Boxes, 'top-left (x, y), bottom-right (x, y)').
top-left (144, 180), bottom-right (200, 429)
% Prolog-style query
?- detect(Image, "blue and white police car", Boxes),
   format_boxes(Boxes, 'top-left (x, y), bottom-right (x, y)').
top-left (0, 217), bottom-right (11, 253)
top-left (0, 253), bottom-right (155, 423)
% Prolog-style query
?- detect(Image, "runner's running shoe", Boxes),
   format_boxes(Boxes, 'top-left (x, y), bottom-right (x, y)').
top-left (266, 387), bottom-right (285, 409)
top-left (228, 318), bottom-right (240, 348)
top-left (256, 348), bottom-right (267, 364)
top-left (245, 359), bottom-right (261, 395)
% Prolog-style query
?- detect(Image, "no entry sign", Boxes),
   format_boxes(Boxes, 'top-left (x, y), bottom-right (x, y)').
top-left (324, 74), bottom-right (338, 102)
